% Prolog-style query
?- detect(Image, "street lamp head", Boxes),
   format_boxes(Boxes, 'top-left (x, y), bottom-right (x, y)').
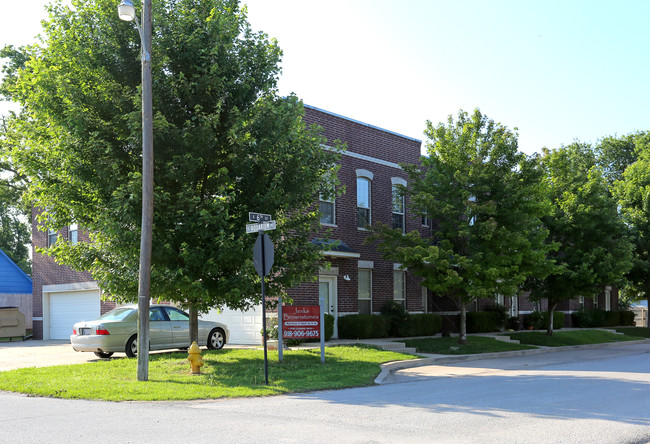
top-left (118, 0), bottom-right (136, 22)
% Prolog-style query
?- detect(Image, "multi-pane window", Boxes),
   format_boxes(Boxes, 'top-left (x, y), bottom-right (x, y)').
top-left (578, 295), bottom-right (585, 310)
top-left (393, 271), bottom-right (406, 307)
top-left (319, 195), bottom-right (335, 226)
top-left (593, 295), bottom-right (599, 309)
top-left (47, 228), bottom-right (57, 247)
top-left (358, 269), bottom-right (372, 314)
top-left (68, 223), bottom-right (78, 245)
top-left (357, 177), bottom-right (371, 229)
top-left (421, 214), bottom-right (429, 227)
top-left (392, 185), bottom-right (405, 232)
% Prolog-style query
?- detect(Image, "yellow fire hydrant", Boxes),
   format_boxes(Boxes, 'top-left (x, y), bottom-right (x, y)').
top-left (187, 341), bottom-right (204, 375)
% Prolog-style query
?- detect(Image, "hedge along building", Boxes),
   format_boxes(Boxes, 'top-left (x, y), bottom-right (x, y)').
top-left (285, 105), bottom-right (429, 338)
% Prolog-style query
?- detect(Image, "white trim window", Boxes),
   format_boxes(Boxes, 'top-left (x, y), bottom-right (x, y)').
top-left (393, 271), bottom-right (406, 308)
top-left (358, 269), bottom-right (372, 314)
top-left (593, 295), bottom-right (599, 309)
top-left (579, 295), bottom-right (585, 310)
top-left (47, 228), bottom-right (58, 247)
top-left (357, 177), bottom-right (371, 229)
top-left (392, 184), bottom-right (405, 232)
top-left (421, 214), bottom-right (429, 227)
top-left (68, 223), bottom-right (79, 245)
top-left (319, 195), bottom-right (335, 226)
top-left (605, 287), bottom-right (611, 311)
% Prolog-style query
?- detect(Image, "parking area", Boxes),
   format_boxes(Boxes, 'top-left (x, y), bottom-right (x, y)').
top-left (0, 339), bottom-right (253, 371)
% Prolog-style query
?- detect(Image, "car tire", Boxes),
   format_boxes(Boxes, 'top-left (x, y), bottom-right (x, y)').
top-left (125, 335), bottom-right (137, 358)
top-left (207, 328), bottom-right (225, 350)
top-left (94, 351), bottom-right (114, 358)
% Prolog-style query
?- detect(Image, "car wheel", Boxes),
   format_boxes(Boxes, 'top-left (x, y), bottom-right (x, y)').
top-left (125, 335), bottom-right (137, 358)
top-left (207, 328), bottom-right (225, 350)
top-left (94, 351), bottom-right (114, 358)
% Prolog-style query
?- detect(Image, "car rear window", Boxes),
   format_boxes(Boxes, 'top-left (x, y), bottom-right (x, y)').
top-left (97, 307), bottom-right (135, 321)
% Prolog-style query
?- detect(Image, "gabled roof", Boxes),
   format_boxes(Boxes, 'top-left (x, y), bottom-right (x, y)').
top-left (0, 249), bottom-right (32, 294)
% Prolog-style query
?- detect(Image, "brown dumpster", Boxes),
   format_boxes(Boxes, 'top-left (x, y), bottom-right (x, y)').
top-left (0, 307), bottom-right (26, 340)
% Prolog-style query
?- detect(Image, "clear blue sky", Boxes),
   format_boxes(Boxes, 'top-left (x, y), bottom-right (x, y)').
top-left (2, 0), bottom-right (649, 154)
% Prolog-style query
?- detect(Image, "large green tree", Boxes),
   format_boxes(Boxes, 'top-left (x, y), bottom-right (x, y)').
top-left (0, 114), bottom-right (30, 275)
top-left (615, 144), bottom-right (650, 326)
top-left (528, 143), bottom-right (633, 335)
top-left (370, 109), bottom-right (556, 344)
top-left (1, 0), bottom-right (339, 340)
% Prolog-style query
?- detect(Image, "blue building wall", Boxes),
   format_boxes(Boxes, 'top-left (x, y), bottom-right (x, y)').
top-left (0, 249), bottom-right (32, 294)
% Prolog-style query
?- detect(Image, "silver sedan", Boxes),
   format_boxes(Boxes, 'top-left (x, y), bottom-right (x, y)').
top-left (70, 304), bottom-right (229, 358)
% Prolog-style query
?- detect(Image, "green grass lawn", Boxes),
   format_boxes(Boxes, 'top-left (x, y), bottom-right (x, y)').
top-left (401, 336), bottom-right (537, 354)
top-left (508, 329), bottom-right (644, 346)
top-left (616, 327), bottom-right (650, 338)
top-left (0, 346), bottom-right (415, 401)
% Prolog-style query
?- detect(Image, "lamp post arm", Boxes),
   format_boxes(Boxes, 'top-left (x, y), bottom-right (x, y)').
top-left (131, 15), bottom-right (151, 63)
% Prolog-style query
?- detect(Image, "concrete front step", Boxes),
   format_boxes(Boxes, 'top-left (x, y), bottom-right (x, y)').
top-left (493, 335), bottom-right (520, 344)
top-left (376, 342), bottom-right (418, 355)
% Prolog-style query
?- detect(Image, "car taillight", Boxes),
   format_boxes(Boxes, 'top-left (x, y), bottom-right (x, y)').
top-left (73, 328), bottom-right (77, 335)
top-left (96, 325), bottom-right (110, 335)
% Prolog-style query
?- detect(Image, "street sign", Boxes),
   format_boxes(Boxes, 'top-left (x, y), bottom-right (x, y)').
top-left (249, 212), bottom-right (272, 223)
top-left (253, 233), bottom-right (274, 277)
top-left (246, 220), bottom-right (276, 233)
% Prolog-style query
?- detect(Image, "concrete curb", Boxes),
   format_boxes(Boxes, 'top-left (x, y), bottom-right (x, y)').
top-left (373, 338), bottom-right (650, 384)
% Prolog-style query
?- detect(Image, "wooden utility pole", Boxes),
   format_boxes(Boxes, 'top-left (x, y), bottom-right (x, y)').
top-left (137, 0), bottom-right (154, 382)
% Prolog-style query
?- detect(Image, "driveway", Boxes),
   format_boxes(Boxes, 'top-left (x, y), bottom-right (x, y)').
top-left (0, 340), bottom-right (99, 371)
top-left (0, 339), bottom-right (254, 371)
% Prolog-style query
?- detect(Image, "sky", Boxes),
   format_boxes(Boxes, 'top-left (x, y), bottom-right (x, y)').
top-left (2, 0), bottom-right (649, 155)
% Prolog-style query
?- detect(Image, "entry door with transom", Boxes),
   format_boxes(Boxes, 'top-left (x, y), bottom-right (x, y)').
top-left (319, 275), bottom-right (338, 338)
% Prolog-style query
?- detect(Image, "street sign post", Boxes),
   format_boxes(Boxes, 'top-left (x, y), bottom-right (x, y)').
top-left (246, 212), bottom-right (275, 385)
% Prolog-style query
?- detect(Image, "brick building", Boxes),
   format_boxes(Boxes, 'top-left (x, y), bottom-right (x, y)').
top-left (285, 106), bottom-right (427, 336)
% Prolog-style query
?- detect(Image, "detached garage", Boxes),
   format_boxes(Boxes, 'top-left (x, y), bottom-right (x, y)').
top-left (42, 282), bottom-right (101, 340)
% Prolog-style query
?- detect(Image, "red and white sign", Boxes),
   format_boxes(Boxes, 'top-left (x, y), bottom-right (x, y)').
top-left (282, 306), bottom-right (320, 340)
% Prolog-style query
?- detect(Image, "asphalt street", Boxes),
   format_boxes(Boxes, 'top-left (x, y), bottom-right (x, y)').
top-left (1, 341), bottom-right (649, 443)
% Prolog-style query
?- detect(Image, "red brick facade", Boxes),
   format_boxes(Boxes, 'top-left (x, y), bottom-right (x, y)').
top-left (286, 106), bottom-right (427, 318)
top-left (31, 208), bottom-right (115, 339)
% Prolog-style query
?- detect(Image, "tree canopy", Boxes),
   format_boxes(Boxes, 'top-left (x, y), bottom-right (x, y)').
top-left (528, 143), bottom-right (633, 334)
top-left (370, 109), bottom-right (556, 343)
top-left (1, 0), bottom-right (339, 314)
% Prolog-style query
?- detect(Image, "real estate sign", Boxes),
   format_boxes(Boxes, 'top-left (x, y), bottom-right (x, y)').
top-left (282, 306), bottom-right (320, 340)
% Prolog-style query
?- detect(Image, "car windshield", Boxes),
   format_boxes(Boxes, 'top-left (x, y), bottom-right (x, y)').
top-left (97, 307), bottom-right (135, 321)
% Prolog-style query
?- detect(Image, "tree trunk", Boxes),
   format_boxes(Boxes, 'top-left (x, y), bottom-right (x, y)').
top-left (547, 303), bottom-right (557, 336)
top-left (189, 303), bottom-right (199, 344)
top-left (459, 299), bottom-right (467, 345)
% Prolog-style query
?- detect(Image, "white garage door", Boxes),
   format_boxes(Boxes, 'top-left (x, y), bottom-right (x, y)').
top-left (49, 290), bottom-right (101, 339)
top-left (200, 305), bottom-right (263, 345)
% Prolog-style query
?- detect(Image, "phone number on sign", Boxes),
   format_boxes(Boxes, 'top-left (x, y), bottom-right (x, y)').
top-left (283, 330), bottom-right (320, 338)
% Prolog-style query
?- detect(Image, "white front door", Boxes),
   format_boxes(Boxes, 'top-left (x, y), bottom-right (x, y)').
top-left (319, 275), bottom-right (338, 338)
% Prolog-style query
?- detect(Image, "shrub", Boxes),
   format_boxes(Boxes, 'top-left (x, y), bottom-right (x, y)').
top-left (619, 310), bottom-right (635, 326)
top-left (371, 315), bottom-right (391, 338)
top-left (540, 311), bottom-right (565, 330)
top-left (572, 309), bottom-right (607, 328)
top-left (506, 316), bottom-right (521, 330)
top-left (409, 313), bottom-right (442, 336)
top-left (603, 310), bottom-right (620, 327)
top-left (524, 311), bottom-right (544, 329)
top-left (338, 314), bottom-right (374, 339)
top-left (486, 304), bottom-right (508, 329)
top-left (324, 313), bottom-right (335, 341)
top-left (467, 311), bottom-right (502, 333)
top-left (381, 301), bottom-right (412, 337)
